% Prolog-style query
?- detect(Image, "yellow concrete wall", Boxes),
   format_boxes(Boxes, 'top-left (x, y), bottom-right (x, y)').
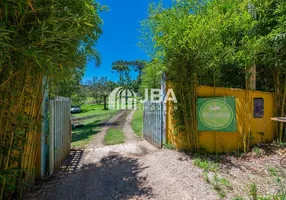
top-left (166, 85), bottom-right (275, 153)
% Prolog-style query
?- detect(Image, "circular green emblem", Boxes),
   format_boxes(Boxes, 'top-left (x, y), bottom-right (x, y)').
top-left (199, 100), bottom-right (234, 130)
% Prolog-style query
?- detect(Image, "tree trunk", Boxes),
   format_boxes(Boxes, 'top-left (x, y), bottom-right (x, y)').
top-left (104, 96), bottom-right (108, 110)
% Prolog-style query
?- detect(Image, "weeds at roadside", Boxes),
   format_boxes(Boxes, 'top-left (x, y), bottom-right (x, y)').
top-left (193, 158), bottom-right (219, 172)
top-left (163, 143), bottom-right (176, 150)
top-left (253, 147), bottom-right (262, 156)
top-left (268, 167), bottom-right (278, 177)
top-left (249, 183), bottom-right (258, 200)
top-left (232, 195), bottom-right (244, 200)
top-left (203, 173), bottom-right (232, 199)
top-left (267, 166), bottom-right (286, 199)
top-left (203, 172), bottom-right (210, 183)
top-left (248, 167), bottom-right (286, 200)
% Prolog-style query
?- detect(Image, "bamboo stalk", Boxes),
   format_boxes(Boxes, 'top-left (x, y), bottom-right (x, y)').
top-left (276, 72), bottom-right (281, 141)
top-left (180, 86), bottom-right (191, 149)
top-left (25, 96), bottom-right (39, 185)
top-left (182, 83), bottom-right (191, 149)
top-left (0, 94), bottom-right (5, 135)
top-left (0, 76), bottom-right (19, 200)
top-left (181, 63), bottom-right (192, 150)
top-left (279, 77), bottom-right (286, 143)
top-left (185, 78), bottom-right (194, 150)
top-left (0, 93), bottom-right (13, 200)
top-left (1, 67), bottom-right (31, 200)
top-left (214, 73), bottom-right (217, 153)
top-left (14, 70), bottom-right (38, 196)
top-left (0, 94), bottom-right (10, 170)
top-left (25, 73), bottom-right (43, 186)
top-left (192, 74), bottom-right (198, 152)
top-left (0, 98), bottom-right (5, 167)
top-left (273, 71), bottom-right (278, 139)
top-left (243, 73), bottom-right (249, 153)
top-left (15, 97), bottom-right (28, 199)
top-left (0, 69), bottom-right (22, 89)
top-left (15, 67), bottom-right (34, 198)
top-left (187, 83), bottom-right (195, 150)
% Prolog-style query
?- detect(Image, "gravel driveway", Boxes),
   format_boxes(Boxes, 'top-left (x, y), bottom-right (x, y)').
top-left (26, 110), bottom-right (218, 200)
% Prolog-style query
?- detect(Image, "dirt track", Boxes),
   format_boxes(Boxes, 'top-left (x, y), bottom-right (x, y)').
top-left (26, 110), bottom-right (218, 200)
top-left (25, 110), bottom-right (286, 200)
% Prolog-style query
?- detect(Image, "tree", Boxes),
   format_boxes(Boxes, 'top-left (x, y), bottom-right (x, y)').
top-left (112, 60), bottom-right (131, 87)
top-left (102, 80), bottom-right (117, 110)
top-left (49, 68), bottom-right (87, 106)
top-left (88, 77), bottom-right (103, 104)
top-left (128, 60), bottom-right (146, 83)
top-left (112, 60), bottom-right (146, 92)
top-left (141, 0), bottom-right (286, 151)
top-left (0, 0), bottom-right (104, 198)
top-left (249, 0), bottom-right (286, 142)
top-left (140, 0), bottom-right (273, 152)
top-left (87, 77), bottom-right (116, 109)
top-left (140, 59), bottom-right (163, 95)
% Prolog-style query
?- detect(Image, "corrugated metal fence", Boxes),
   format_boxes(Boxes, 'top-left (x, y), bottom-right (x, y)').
top-left (49, 97), bottom-right (71, 175)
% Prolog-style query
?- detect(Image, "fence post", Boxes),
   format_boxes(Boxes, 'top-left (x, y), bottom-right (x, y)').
top-left (49, 100), bottom-right (55, 175)
top-left (161, 73), bottom-right (167, 145)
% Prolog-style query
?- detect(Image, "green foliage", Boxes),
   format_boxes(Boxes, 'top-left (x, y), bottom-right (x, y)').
top-left (0, 1), bottom-right (104, 197)
top-left (232, 196), bottom-right (244, 200)
top-left (203, 172), bottom-right (210, 183)
top-left (212, 174), bottom-right (228, 198)
top-left (49, 68), bottom-right (87, 106)
top-left (268, 167), bottom-right (278, 177)
top-left (112, 60), bottom-right (146, 92)
top-left (71, 91), bottom-right (87, 107)
top-left (104, 128), bottom-right (125, 145)
top-left (203, 172), bottom-right (232, 199)
top-left (131, 110), bottom-right (143, 137)
top-left (140, 0), bottom-right (259, 152)
top-left (163, 143), bottom-right (176, 150)
top-left (87, 77), bottom-right (116, 109)
top-left (266, 166), bottom-right (286, 199)
top-left (253, 147), bottom-right (262, 156)
top-left (141, 0), bottom-right (286, 150)
top-left (249, 183), bottom-right (258, 200)
top-left (0, 0), bottom-right (104, 82)
top-left (193, 158), bottom-right (219, 172)
top-left (140, 59), bottom-right (163, 95)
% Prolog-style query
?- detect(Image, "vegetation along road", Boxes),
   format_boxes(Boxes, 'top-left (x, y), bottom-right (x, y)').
top-left (25, 104), bottom-right (286, 200)
top-left (2, 0), bottom-right (286, 199)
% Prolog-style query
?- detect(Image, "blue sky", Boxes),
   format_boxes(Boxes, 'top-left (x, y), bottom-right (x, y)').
top-left (82, 0), bottom-right (172, 83)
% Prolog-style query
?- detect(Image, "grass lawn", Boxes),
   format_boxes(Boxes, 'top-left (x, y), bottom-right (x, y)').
top-left (131, 109), bottom-right (143, 137)
top-left (72, 104), bottom-right (112, 118)
top-left (104, 128), bottom-right (125, 145)
top-left (71, 104), bottom-right (117, 148)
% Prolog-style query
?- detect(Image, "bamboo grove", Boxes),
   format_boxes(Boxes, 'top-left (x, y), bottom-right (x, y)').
top-left (0, 0), bottom-right (103, 199)
top-left (141, 0), bottom-right (286, 151)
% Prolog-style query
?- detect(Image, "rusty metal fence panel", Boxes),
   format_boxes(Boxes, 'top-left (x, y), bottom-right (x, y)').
top-left (143, 102), bottom-right (163, 148)
top-left (49, 97), bottom-right (71, 175)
